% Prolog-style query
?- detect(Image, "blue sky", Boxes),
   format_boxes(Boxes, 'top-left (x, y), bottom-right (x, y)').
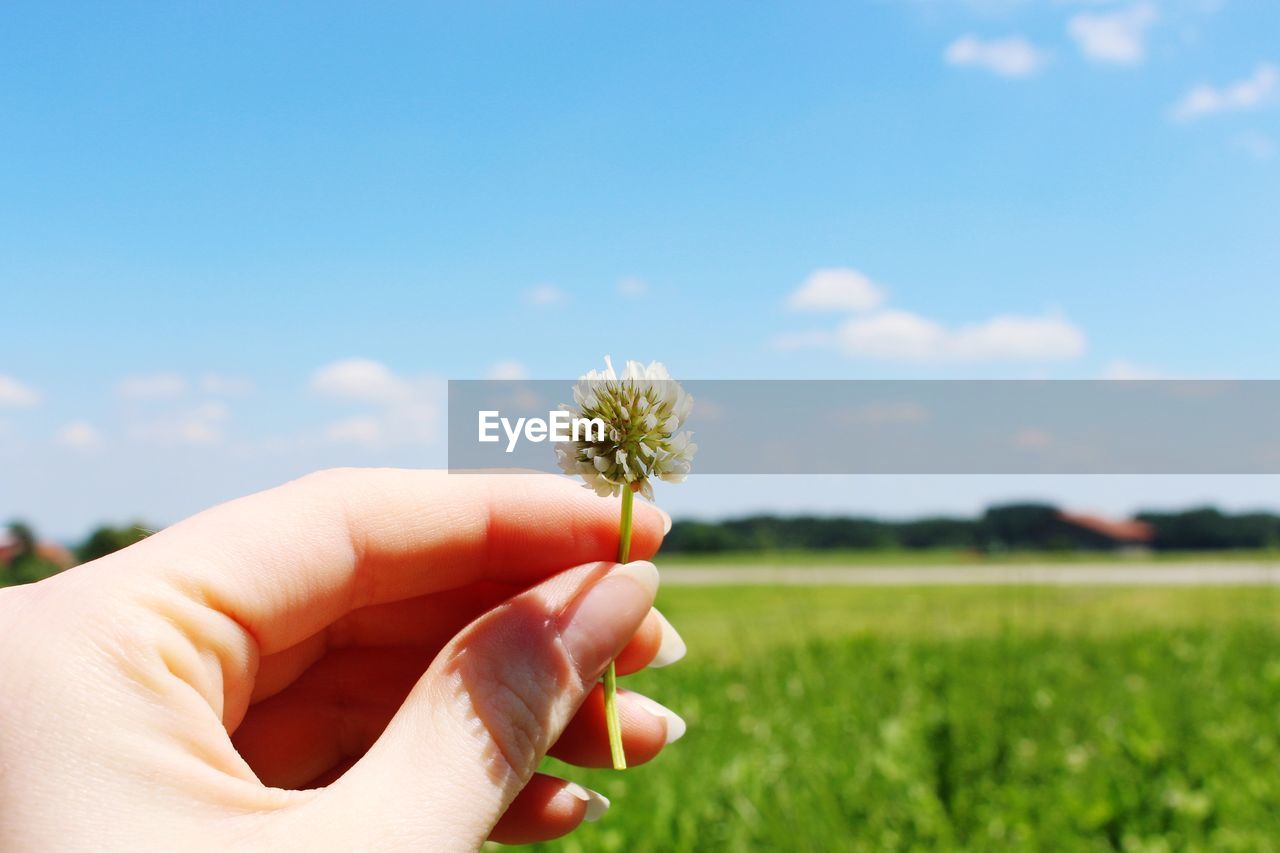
top-left (2, 1), bottom-right (1278, 537)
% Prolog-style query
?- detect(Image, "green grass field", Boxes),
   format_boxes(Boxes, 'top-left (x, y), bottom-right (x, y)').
top-left (536, 584), bottom-right (1280, 851)
top-left (660, 548), bottom-right (1280, 567)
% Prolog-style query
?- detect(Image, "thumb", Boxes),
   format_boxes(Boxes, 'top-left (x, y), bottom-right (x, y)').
top-left (287, 560), bottom-right (659, 851)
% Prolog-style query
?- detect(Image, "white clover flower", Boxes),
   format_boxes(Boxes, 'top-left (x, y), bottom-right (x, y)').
top-left (556, 356), bottom-right (696, 501)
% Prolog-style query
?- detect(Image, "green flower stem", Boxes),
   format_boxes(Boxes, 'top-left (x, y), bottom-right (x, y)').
top-left (617, 485), bottom-right (635, 564)
top-left (604, 486), bottom-right (635, 770)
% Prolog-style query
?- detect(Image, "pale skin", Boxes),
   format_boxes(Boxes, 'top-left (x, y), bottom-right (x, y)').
top-left (0, 469), bottom-right (686, 851)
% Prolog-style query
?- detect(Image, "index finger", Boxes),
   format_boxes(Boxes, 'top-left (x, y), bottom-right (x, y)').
top-left (127, 468), bottom-right (667, 655)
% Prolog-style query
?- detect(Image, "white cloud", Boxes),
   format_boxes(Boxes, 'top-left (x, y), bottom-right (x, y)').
top-left (200, 373), bottom-right (254, 396)
top-left (835, 310), bottom-right (1086, 362)
top-left (525, 284), bottom-right (565, 306)
top-left (618, 277), bottom-right (648, 298)
top-left (776, 268), bottom-right (1085, 364)
top-left (310, 358), bottom-right (409, 403)
top-left (1067, 2), bottom-right (1158, 65)
top-left (0, 375), bottom-right (40, 408)
top-left (321, 401), bottom-right (437, 448)
top-left (487, 360), bottom-right (529, 380)
top-left (1102, 359), bottom-right (1166, 380)
top-left (950, 314), bottom-right (1086, 360)
top-left (117, 373), bottom-right (187, 400)
top-left (324, 416), bottom-right (383, 446)
top-left (1170, 64), bottom-right (1279, 122)
top-left (837, 310), bottom-right (946, 361)
top-left (179, 403), bottom-right (228, 444)
top-left (310, 358), bottom-right (441, 446)
top-left (1233, 132), bottom-right (1277, 161)
top-left (129, 402), bottom-right (228, 446)
top-left (944, 35), bottom-right (1050, 78)
top-left (788, 268), bottom-right (887, 312)
top-left (396, 400), bottom-right (440, 445)
top-left (56, 421), bottom-right (102, 451)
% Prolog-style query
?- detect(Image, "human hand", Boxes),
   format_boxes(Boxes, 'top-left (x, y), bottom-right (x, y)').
top-left (0, 469), bottom-right (687, 851)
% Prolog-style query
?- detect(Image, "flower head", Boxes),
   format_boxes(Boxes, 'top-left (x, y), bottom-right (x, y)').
top-left (556, 356), bottom-right (696, 500)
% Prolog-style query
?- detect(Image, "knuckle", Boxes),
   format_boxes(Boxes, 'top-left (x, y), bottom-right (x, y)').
top-left (293, 467), bottom-right (357, 493)
top-left (448, 602), bottom-right (578, 779)
top-left (474, 669), bottom-right (552, 775)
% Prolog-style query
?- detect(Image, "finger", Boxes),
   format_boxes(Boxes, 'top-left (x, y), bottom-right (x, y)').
top-left (254, 597), bottom-right (685, 709)
top-left (242, 601), bottom-right (684, 784)
top-left (303, 756), bottom-right (357, 789)
top-left (250, 582), bottom-right (518, 704)
top-left (127, 469), bottom-right (667, 655)
top-left (278, 560), bottom-right (658, 849)
top-left (319, 581), bottom-right (520, 650)
top-left (240, 644), bottom-right (683, 788)
top-left (487, 774), bottom-right (609, 845)
top-left (233, 646), bottom-right (431, 787)
top-left (614, 608), bottom-right (687, 675)
top-left (549, 685), bottom-right (687, 768)
top-left (249, 633), bottom-right (327, 705)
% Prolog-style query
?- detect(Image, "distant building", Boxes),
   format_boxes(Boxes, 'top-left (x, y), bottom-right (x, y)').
top-left (0, 530), bottom-right (76, 571)
top-left (0, 529), bottom-right (19, 567)
top-left (35, 542), bottom-right (76, 569)
top-left (1055, 511), bottom-right (1155, 552)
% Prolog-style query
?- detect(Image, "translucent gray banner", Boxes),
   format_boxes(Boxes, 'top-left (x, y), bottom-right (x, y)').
top-left (448, 380), bottom-right (1280, 474)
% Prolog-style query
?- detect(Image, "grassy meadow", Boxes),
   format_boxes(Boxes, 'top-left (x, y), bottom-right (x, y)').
top-left (536, 583), bottom-right (1280, 851)
top-left (658, 547), bottom-right (1280, 567)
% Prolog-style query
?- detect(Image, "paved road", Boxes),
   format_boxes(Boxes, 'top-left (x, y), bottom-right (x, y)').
top-left (660, 562), bottom-right (1280, 587)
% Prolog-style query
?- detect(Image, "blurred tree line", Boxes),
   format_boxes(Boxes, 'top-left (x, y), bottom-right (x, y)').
top-left (1135, 508), bottom-right (1280, 551)
top-left (5, 503), bottom-right (1280, 587)
top-left (664, 503), bottom-right (1280, 554)
top-left (0, 521), bottom-right (151, 588)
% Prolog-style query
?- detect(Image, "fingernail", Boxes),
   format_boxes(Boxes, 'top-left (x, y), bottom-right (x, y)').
top-left (657, 507), bottom-right (673, 535)
top-left (629, 692), bottom-right (688, 744)
top-left (560, 561), bottom-right (660, 679)
top-left (649, 610), bottom-right (687, 669)
top-left (615, 560), bottom-right (660, 596)
top-left (563, 781), bottom-right (611, 822)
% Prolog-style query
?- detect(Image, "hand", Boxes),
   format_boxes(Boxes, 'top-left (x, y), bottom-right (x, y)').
top-left (0, 469), bottom-right (687, 851)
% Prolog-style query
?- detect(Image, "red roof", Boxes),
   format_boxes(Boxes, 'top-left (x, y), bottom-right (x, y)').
top-left (1057, 511), bottom-right (1154, 543)
top-left (0, 540), bottom-right (76, 570)
top-left (36, 542), bottom-right (76, 569)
